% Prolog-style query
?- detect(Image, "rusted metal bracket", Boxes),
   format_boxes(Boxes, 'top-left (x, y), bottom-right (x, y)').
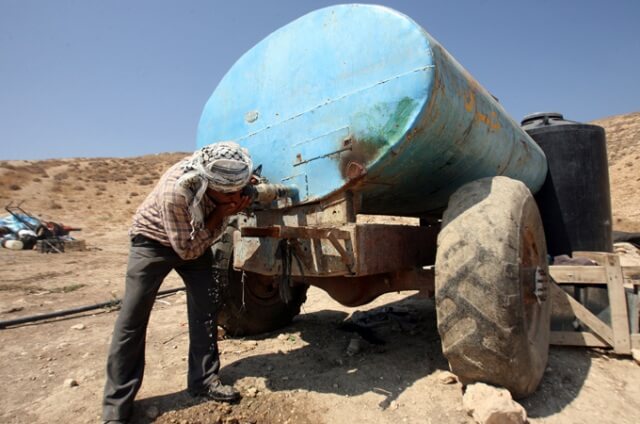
top-left (235, 206), bottom-right (438, 277)
top-left (326, 231), bottom-right (353, 267)
top-left (241, 225), bottom-right (354, 268)
top-left (242, 225), bottom-right (349, 240)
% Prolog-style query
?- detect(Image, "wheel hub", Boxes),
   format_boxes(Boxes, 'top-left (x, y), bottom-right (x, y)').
top-left (534, 266), bottom-right (549, 303)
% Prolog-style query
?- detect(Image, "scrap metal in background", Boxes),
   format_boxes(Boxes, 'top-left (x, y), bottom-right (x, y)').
top-left (1, 201), bottom-right (82, 253)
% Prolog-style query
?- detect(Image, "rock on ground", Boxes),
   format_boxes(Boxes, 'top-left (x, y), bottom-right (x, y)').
top-left (63, 378), bottom-right (78, 388)
top-left (462, 383), bottom-right (527, 424)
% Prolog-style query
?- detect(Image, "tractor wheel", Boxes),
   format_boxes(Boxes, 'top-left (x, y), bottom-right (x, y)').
top-left (211, 218), bottom-right (308, 336)
top-left (435, 176), bottom-right (550, 398)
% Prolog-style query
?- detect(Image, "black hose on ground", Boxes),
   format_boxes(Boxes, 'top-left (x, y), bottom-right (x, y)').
top-left (612, 231), bottom-right (640, 247)
top-left (0, 287), bottom-right (185, 329)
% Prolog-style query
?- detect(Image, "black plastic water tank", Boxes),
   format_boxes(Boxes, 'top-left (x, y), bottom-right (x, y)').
top-left (521, 112), bottom-right (613, 256)
top-left (523, 112), bottom-right (614, 328)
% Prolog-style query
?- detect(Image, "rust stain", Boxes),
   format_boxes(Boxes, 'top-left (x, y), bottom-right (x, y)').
top-left (423, 68), bottom-right (444, 123)
top-left (338, 137), bottom-right (380, 179)
top-left (345, 161), bottom-right (366, 179)
top-left (474, 110), bottom-right (502, 132)
top-left (337, 96), bottom-right (418, 179)
top-left (464, 89), bottom-right (476, 112)
top-left (453, 120), bottom-right (474, 148)
top-left (293, 146), bottom-right (352, 167)
top-left (405, 127), bottom-right (420, 141)
top-left (464, 76), bottom-right (502, 132)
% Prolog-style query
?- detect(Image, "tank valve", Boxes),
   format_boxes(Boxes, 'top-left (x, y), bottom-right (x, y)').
top-left (242, 183), bottom-right (299, 206)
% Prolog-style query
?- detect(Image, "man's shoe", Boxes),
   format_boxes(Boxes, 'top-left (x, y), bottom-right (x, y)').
top-left (103, 420), bottom-right (128, 424)
top-left (189, 379), bottom-right (241, 402)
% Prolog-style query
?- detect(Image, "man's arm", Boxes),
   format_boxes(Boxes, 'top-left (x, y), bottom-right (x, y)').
top-left (161, 195), bottom-right (220, 260)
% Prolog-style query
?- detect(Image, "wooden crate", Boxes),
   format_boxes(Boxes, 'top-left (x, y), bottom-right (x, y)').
top-left (36, 238), bottom-right (86, 253)
top-left (63, 239), bottom-right (86, 252)
top-left (548, 252), bottom-right (640, 354)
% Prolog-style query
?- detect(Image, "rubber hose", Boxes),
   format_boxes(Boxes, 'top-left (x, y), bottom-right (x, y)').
top-left (0, 287), bottom-right (185, 329)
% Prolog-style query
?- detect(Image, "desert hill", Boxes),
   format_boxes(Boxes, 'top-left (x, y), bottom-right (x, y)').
top-left (1, 111), bottom-right (639, 239)
top-left (0, 152), bottom-right (188, 245)
top-left (592, 112), bottom-right (640, 232)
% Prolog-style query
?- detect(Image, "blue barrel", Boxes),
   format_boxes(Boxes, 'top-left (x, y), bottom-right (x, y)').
top-left (197, 4), bottom-right (547, 216)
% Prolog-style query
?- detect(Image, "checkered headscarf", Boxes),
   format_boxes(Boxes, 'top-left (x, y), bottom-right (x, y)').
top-left (177, 141), bottom-right (253, 237)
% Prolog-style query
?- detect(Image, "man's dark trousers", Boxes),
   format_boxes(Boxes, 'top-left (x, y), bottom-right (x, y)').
top-left (102, 238), bottom-right (220, 421)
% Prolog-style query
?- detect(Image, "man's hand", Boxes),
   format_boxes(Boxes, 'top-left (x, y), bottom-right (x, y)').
top-left (205, 191), bottom-right (252, 233)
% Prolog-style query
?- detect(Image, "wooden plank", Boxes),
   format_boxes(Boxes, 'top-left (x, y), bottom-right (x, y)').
top-left (550, 331), bottom-right (610, 348)
top-left (623, 266), bottom-right (640, 286)
top-left (550, 265), bottom-right (640, 287)
top-left (548, 251), bottom-right (636, 355)
top-left (549, 265), bottom-right (640, 288)
top-left (603, 253), bottom-right (632, 354)
top-left (549, 265), bottom-right (606, 284)
top-left (573, 251), bottom-right (607, 263)
top-left (549, 282), bottom-right (614, 346)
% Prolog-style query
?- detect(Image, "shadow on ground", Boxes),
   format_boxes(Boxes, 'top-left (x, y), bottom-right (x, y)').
top-left (134, 294), bottom-right (591, 421)
top-left (522, 347), bottom-right (593, 418)
top-left (222, 295), bottom-right (448, 409)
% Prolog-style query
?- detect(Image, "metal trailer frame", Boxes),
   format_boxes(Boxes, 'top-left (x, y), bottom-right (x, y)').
top-left (234, 194), bottom-right (438, 307)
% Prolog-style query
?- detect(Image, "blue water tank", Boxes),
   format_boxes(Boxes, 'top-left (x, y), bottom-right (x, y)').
top-left (198, 4), bottom-right (547, 216)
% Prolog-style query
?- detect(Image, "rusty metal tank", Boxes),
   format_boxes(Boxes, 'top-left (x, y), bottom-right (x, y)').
top-left (197, 4), bottom-right (547, 216)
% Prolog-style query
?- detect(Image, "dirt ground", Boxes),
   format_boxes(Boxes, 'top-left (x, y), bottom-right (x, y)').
top-left (1, 112), bottom-right (639, 423)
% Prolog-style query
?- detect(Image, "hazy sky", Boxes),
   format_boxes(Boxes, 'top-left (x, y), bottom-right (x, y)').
top-left (1, 0), bottom-right (638, 160)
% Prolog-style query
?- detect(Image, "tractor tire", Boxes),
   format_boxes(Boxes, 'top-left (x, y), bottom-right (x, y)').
top-left (435, 176), bottom-right (550, 398)
top-left (211, 218), bottom-right (308, 336)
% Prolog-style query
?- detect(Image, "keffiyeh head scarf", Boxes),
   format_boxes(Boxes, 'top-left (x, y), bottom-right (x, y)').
top-left (177, 141), bottom-right (253, 237)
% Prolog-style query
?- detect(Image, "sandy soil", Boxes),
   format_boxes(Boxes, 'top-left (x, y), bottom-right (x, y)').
top-left (0, 112), bottom-right (639, 423)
